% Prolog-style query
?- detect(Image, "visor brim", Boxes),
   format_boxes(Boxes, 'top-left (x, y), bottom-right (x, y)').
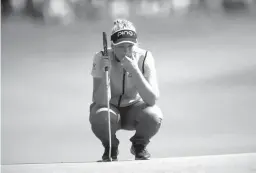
top-left (111, 38), bottom-right (137, 46)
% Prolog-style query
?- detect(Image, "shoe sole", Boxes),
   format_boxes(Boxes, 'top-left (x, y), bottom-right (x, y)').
top-left (135, 157), bottom-right (150, 160)
top-left (97, 159), bottom-right (118, 162)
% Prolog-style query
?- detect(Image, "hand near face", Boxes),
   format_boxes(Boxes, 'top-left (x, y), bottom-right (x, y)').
top-left (120, 55), bottom-right (139, 73)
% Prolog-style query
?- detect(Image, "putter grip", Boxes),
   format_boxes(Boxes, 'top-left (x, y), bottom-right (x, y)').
top-left (103, 32), bottom-right (109, 72)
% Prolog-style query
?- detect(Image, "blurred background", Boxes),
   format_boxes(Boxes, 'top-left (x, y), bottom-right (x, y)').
top-left (2, 0), bottom-right (256, 165)
top-left (2, 0), bottom-right (256, 23)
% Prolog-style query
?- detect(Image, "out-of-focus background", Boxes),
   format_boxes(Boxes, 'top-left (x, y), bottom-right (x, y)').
top-left (2, 0), bottom-right (256, 165)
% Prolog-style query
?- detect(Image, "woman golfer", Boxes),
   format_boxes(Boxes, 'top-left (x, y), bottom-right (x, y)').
top-left (89, 19), bottom-right (163, 161)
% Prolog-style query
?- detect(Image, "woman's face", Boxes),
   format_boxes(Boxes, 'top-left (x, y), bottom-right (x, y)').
top-left (113, 43), bottom-right (134, 61)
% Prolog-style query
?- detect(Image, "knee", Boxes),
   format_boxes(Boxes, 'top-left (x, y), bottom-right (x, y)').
top-left (140, 105), bottom-right (163, 125)
top-left (89, 104), bottom-right (120, 125)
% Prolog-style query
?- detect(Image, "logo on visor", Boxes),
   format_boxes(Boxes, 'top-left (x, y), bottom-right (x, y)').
top-left (117, 30), bottom-right (135, 37)
top-left (111, 30), bottom-right (137, 43)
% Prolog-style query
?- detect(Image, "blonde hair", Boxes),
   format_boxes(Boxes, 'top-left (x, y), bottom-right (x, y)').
top-left (111, 19), bottom-right (136, 35)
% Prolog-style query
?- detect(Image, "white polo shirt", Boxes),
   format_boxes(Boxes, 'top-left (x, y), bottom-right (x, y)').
top-left (91, 46), bottom-right (155, 107)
